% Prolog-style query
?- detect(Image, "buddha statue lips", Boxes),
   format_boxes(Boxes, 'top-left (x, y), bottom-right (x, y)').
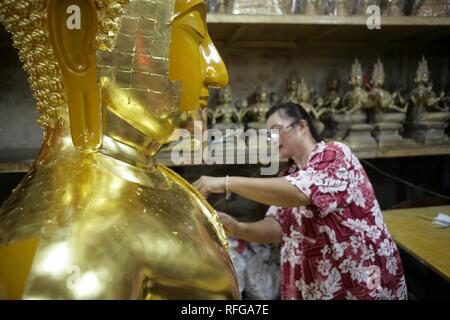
top-left (0, 0), bottom-right (239, 300)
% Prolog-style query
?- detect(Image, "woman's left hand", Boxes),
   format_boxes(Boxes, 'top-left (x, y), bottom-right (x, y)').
top-left (193, 176), bottom-right (226, 196)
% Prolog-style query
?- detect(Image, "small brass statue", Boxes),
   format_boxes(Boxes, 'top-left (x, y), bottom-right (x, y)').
top-left (236, 98), bottom-right (250, 129)
top-left (303, 0), bottom-right (321, 15)
top-left (321, 70), bottom-right (348, 139)
top-left (368, 59), bottom-right (413, 147)
top-left (323, 70), bottom-right (343, 114)
top-left (383, 0), bottom-right (404, 16)
top-left (297, 78), bottom-right (326, 134)
top-left (334, 0), bottom-right (349, 15)
top-left (405, 56), bottom-right (449, 144)
top-left (342, 59), bottom-right (377, 149)
top-left (210, 86), bottom-right (242, 130)
top-left (282, 75), bottom-right (301, 105)
top-left (247, 86), bottom-right (272, 130)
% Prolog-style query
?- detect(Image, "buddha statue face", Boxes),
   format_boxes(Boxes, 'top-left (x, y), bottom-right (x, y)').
top-left (287, 78), bottom-right (298, 93)
top-left (1, 0), bottom-right (227, 155)
top-left (328, 78), bottom-right (339, 91)
top-left (216, 86), bottom-right (232, 106)
top-left (257, 89), bottom-right (268, 103)
top-left (170, 0), bottom-right (228, 112)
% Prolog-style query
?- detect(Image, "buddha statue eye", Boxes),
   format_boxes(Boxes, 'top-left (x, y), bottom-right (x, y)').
top-left (182, 24), bottom-right (205, 43)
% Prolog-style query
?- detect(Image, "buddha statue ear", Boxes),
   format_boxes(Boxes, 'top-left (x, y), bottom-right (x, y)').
top-left (48, 0), bottom-right (102, 153)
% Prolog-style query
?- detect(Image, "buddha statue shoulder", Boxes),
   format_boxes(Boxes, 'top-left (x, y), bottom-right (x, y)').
top-left (0, 0), bottom-right (239, 300)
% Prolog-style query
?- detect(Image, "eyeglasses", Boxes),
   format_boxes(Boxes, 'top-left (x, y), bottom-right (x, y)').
top-left (267, 122), bottom-right (298, 142)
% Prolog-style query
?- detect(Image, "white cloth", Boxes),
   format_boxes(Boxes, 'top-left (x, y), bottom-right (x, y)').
top-left (432, 213), bottom-right (450, 227)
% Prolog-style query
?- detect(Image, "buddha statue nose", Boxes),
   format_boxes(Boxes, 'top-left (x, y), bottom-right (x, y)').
top-left (203, 41), bottom-right (229, 89)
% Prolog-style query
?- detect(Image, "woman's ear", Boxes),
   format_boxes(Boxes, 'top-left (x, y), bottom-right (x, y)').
top-left (298, 119), bottom-right (308, 134)
top-left (48, 0), bottom-right (101, 153)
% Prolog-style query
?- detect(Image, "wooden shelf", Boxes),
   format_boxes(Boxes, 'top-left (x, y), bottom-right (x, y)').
top-left (1, 143), bottom-right (449, 173)
top-left (207, 14), bottom-right (450, 48)
top-left (0, 149), bottom-right (38, 173)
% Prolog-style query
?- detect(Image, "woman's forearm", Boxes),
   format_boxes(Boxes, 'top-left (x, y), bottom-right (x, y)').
top-left (229, 176), bottom-right (310, 208)
top-left (236, 217), bottom-right (282, 244)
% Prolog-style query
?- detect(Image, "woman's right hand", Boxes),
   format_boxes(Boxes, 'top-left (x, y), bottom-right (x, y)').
top-left (217, 211), bottom-right (242, 239)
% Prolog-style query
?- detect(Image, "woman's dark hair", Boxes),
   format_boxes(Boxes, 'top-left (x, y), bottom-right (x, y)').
top-left (265, 102), bottom-right (323, 143)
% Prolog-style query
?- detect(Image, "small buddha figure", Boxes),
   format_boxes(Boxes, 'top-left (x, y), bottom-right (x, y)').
top-left (383, 0), bottom-right (404, 16)
top-left (405, 56), bottom-right (449, 144)
top-left (303, 0), bottom-right (320, 15)
top-left (236, 99), bottom-right (249, 129)
top-left (369, 59), bottom-right (407, 114)
top-left (323, 70), bottom-right (343, 113)
top-left (321, 70), bottom-right (347, 139)
top-left (368, 59), bottom-right (412, 147)
top-left (211, 86), bottom-right (240, 130)
top-left (334, 0), bottom-right (349, 15)
top-left (0, 0), bottom-right (239, 300)
top-left (247, 86), bottom-right (271, 130)
top-left (217, 0), bottom-right (228, 13)
top-left (344, 59), bottom-right (369, 115)
top-left (297, 78), bottom-right (325, 134)
top-left (282, 75), bottom-right (300, 105)
top-left (297, 79), bottom-right (315, 115)
top-left (342, 59), bottom-right (377, 149)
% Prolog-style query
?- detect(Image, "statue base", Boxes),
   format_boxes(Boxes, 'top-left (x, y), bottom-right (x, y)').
top-left (345, 123), bottom-right (378, 150)
top-left (321, 113), bottom-right (351, 140)
top-left (372, 113), bottom-right (416, 148)
top-left (405, 112), bottom-right (450, 145)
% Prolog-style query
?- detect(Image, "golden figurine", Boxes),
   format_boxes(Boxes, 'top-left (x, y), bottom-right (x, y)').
top-left (369, 59), bottom-right (407, 113)
top-left (235, 98), bottom-right (250, 129)
top-left (282, 75), bottom-right (300, 105)
top-left (296, 78), bottom-right (326, 134)
top-left (0, 0), bottom-right (239, 300)
top-left (341, 59), bottom-right (377, 149)
top-left (405, 56), bottom-right (449, 145)
top-left (334, 0), bottom-right (349, 16)
top-left (302, 0), bottom-right (320, 15)
top-left (321, 70), bottom-right (349, 139)
top-left (297, 78), bottom-right (314, 114)
top-left (368, 59), bottom-right (413, 147)
top-left (383, 0), bottom-right (404, 16)
top-left (216, 0), bottom-right (228, 13)
top-left (210, 87), bottom-right (241, 130)
top-left (247, 85), bottom-right (271, 130)
top-left (323, 70), bottom-right (343, 114)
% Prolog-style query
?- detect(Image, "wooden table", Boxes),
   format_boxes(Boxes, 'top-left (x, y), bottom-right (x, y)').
top-left (383, 206), bottom-right (450, 283)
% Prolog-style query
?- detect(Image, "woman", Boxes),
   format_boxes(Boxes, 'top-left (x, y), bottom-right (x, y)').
top-left (194, 102), bottom-right (407, 300)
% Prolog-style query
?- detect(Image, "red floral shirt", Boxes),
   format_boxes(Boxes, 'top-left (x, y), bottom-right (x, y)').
top-left (267, 141), bottom-right (407, 300)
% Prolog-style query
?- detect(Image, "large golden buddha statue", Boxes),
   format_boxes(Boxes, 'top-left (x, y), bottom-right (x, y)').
top-left (0, 0), bottom-right (239, 299)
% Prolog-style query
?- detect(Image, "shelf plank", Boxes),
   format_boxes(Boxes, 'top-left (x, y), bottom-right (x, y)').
top-left (207, 14), bottom-right (450, 47)
top-left (207, 14), bottom-right (450, 26)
